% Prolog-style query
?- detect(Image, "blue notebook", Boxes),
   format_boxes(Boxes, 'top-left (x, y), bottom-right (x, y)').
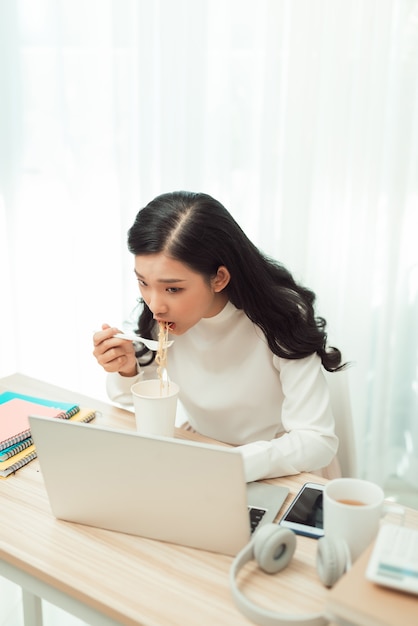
top-left (0, 391), bottom-right (80, 451)
top-left (0, 438), bottom-right (33, 461)
top-left (0, 391), bottom-right (79, 415)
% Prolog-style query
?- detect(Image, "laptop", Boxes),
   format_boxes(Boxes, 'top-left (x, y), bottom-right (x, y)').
top-left (29, 415), bottom-right (289, 556)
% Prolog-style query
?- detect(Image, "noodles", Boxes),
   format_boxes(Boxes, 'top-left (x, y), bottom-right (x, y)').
top-left (155, 322), bottom-right (170, 394)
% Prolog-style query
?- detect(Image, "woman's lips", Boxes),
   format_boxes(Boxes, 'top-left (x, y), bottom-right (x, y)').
top-left (156, 319), bottom-right (175, 331)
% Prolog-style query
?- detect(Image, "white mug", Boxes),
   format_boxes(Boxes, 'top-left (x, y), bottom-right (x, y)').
top-left (323, 478), bottom-right (404, 562)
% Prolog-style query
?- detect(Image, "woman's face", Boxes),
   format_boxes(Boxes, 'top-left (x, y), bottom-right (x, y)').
top-left (134, 253), bottom-right (230, 335)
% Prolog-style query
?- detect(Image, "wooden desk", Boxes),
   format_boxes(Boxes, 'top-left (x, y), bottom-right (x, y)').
top-left (0, 374), bottom-right (417, 626)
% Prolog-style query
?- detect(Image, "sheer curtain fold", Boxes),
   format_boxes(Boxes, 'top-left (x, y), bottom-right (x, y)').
top-left (1, 0), bottom-right (417, 490)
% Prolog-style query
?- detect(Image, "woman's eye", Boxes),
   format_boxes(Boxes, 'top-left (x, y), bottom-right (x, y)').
top-left (167, 287), bottom-right (181, 294)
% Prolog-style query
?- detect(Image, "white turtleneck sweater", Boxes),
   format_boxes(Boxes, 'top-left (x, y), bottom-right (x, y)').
top-left (106, 301), bottom-right (338, 482)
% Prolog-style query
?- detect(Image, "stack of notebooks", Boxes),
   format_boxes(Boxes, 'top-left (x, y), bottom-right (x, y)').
top-left (0, 391), bottom-right (96, 479)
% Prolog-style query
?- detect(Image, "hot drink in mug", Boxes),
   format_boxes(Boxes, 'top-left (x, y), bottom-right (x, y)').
top-left (323, 478), bottom-right (404, 563)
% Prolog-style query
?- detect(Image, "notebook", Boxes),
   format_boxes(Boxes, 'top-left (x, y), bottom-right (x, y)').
top-left (0, 437), bottom-right (33, 461)
top-left (326, 539), bottom-right (418, 626)
top-left (0, 392), bottom-right (80, 450)
top-left (0, 390), bottom-right (79, 416)
top-left (29, 415), bottom-right (289, 556)
top-left (0, 446), bottom-right (37, 477)
top-left (0, 407), bottom-right (97, 478)
top-left (0, 399), bottom-right (65, 449)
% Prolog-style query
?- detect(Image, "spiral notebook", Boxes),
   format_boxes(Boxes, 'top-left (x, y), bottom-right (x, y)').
top-left (0, 447), bottom-right (38, 477)
top-left (0, 390), bottom-right (79, 414)
top-left (0, 398), bottom-right (79, 450)
top-left (0, 392), bottom-right (79, 451)
top-left (0, 437), bottom-right (33, 461)
top-left (0, 406), bottom-right (97, 478)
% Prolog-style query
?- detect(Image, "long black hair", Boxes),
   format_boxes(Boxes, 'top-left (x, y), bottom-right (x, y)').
top-left (127, 191), bottom-right (344, 371)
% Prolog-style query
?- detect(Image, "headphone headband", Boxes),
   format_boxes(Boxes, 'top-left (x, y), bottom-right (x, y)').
top-left (229, 524), bottom-right (336, 626)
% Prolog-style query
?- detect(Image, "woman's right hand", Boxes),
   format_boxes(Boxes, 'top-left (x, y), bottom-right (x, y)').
top-left (92, 324), bottom-right (138, 377)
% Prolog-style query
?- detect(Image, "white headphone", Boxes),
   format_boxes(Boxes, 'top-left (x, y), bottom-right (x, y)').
top-left (229, 523), bottom-right (351, 626)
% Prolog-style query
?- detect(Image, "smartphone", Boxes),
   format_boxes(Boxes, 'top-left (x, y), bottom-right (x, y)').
top-left (279, 482), bottom-right (325, 538)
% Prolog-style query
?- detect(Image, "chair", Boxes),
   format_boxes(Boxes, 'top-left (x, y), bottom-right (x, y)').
top-left (324, 367), bottom-right (358, 478)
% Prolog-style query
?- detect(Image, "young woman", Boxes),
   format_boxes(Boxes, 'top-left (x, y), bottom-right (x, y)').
top-left (93, 191), bottom-right (345, 482)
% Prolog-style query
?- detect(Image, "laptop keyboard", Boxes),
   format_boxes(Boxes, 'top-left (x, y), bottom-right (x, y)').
top-left (248, 505), bottom-right (267, 533)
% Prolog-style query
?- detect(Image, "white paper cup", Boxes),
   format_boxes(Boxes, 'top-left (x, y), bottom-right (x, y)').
top-left (131, 380), bottom-right (179, 437)
top-left (323, 478), bottom-right (404, 562)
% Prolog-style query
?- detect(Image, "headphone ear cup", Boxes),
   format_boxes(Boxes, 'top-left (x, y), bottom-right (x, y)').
top-left (253, 523), bottom-right (297, 574)
top-left (230, 526), bottom-right (328, 626)
top-left (316, 536), bottom-right (351, 588)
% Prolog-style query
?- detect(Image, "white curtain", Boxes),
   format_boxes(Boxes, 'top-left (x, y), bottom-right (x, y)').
top-left (1, 0), bottom-right (417, 491)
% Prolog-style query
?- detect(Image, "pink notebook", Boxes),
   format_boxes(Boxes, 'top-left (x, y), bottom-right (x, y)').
top-left (0, 398), bottom-right (66, 450)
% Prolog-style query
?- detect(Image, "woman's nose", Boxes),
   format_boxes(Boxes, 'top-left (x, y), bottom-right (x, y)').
top-left (148, 294), bottom-right (168, 316)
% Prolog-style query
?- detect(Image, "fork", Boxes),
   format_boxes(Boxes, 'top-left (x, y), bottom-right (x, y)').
top-left (113, 332), bottom-right (174, 351)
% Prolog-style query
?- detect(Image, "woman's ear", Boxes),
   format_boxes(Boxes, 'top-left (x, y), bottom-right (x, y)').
top-left (212, 266), bottom-right (231, 292)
